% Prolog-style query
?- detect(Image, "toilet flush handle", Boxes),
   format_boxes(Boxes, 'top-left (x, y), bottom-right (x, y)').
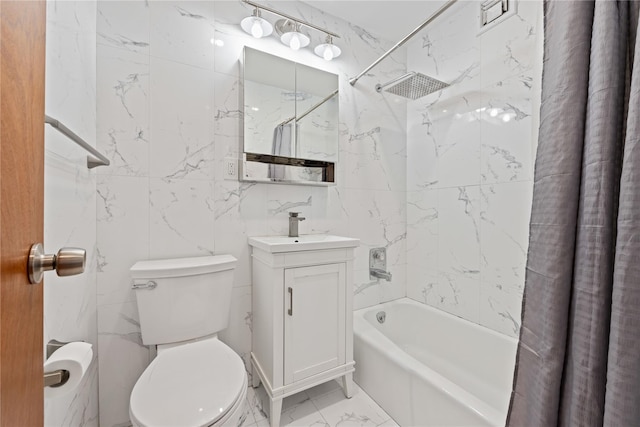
top-left (132, 281), bottom-right (158, 290)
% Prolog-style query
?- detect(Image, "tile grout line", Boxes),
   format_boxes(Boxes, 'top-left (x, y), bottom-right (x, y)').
top-left (308, 396), bottom-right (331, 427)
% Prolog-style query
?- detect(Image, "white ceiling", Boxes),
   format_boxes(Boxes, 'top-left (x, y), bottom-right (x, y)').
top-left (301, 1), bottom-right (447, 42)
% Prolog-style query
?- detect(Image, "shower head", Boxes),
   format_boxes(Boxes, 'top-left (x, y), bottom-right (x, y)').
top-left (375, 72), bottom-right (449, 100)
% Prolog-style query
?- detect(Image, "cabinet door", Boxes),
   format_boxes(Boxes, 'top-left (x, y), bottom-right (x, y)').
top-left (284, 263), bottom-right (346, 384)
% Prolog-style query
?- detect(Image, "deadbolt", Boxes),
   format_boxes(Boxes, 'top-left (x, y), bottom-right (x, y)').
top-left (28, 243), bottom-right (86, 284)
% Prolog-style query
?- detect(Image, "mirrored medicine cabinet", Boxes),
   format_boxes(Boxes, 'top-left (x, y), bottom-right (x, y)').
top-left (241, 47), bottom-right (339, 186)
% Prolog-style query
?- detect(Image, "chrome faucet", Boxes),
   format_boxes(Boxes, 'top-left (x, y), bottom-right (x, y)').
top-left (370, 268), bottom-right (392, 281)
top-left (369, 247), bottom-right (392, 281)
top-left (288, 212), bottom-right (306, 237)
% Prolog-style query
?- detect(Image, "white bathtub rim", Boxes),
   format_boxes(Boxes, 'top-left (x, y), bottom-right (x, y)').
top-left (354, 298), bottom-right (511, 426)
top-left (360, 297), bottom-right (519, 344)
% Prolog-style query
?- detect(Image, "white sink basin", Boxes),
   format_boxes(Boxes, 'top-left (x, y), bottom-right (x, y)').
top-left (248, 234), bottom-right (359, 253)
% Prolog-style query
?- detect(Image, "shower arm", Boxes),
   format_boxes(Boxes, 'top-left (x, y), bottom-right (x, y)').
top-left (349, 0), bottom-right (458, 87)
top-left (375, 72), bottom-right (416, 93)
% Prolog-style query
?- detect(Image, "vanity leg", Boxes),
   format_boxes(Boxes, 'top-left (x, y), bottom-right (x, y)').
top-left (269, 397), bottom-right (283, 427)
top-left (341, 373), bottom-right (354, 398)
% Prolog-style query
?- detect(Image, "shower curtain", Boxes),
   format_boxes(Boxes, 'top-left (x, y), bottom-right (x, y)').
top-left (508, 1), bottom-right (640, 426)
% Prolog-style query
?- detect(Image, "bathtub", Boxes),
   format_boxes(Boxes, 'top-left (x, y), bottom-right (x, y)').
top-left (353, 298), bottom-right (517, 426)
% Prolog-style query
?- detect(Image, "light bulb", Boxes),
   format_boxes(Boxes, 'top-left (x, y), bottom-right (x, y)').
top-left (240, 9), bottom-right (272, 39)
top-left (290, 34), bottom-right (301, 50)
top-left (251, 19), bottom-right (263, 38)
top-left (490, 108), bottom-right (499, 117)
top-left (323, 46), bottom-right (334, 61)
top-left (314, 37), bottom-right (341, 60)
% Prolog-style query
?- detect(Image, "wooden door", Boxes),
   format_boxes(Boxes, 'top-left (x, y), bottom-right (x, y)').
top-left (283, 263), bottom-right (346, 385)
top-left (0, 1), bottom-right (46, 426)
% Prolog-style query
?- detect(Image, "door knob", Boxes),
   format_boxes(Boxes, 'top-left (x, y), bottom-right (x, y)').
top-left (28, 243), bottom-right (86, 284)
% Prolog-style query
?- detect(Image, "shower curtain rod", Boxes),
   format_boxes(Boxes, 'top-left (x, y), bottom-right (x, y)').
top-left (280, 89), bottom-right (339, 126)
top-left (349, 0), bottom-right (458, 86)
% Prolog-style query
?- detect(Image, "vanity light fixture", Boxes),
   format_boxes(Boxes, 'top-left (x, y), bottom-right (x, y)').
top-left (240, 0), bottom-right (341, 57)
top-left (240, 7), bottom-right (273, 39)
top-left (314, 36), bottom-right (341, 61)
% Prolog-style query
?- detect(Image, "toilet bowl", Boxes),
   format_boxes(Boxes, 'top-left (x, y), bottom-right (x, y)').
top-left (129, 255), bottom-right (246, 427)
top-left (130, 337), bottom-right (248, 427)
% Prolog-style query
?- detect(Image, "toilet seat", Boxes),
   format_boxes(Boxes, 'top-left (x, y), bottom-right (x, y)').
top-left (130, 338), bottom-right (247, 427)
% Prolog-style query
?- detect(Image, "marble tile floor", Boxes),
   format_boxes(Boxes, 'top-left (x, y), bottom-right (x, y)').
top-left (242, 380), bottom-right (398, 427)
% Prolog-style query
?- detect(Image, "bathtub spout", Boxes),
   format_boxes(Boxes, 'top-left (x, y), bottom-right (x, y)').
top-left (370, 268), bottom-right (392, 281)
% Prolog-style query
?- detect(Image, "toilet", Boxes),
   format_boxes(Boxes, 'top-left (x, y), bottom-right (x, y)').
top-left (128, 255), bottom-right (248, 427)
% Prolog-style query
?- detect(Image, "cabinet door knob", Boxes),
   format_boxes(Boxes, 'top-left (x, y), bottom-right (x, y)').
top-left (288, 287), bottom-right (293, 316)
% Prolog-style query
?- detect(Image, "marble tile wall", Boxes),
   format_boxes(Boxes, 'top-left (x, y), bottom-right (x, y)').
top-left (405, 0), bottom-right (543, 338)
top-left (95, 1), bottom-right (407, 425)
top-left (41, 1), bottom-right (545, 425)
top-left (44, 1), bottom-right (99, 425)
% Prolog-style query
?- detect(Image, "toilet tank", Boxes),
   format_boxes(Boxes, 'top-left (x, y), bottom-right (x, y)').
top-left (130, 255), bottom-right (237, 345)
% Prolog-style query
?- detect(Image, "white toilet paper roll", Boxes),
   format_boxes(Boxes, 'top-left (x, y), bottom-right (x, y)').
top-left (44, 342), bottom-right (93, 399)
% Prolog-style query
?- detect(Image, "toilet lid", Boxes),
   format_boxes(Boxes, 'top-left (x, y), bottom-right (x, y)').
top-left (130, 339), bottom-right (246, 427)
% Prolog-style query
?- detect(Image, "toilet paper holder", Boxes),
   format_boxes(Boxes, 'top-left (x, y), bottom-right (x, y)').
top-left (44, 369), bottom-right (70, 388)
top-left (43, 340), bottom-right (93, 396)
top-left (46, 339), bottom-right (67, 359)
top-left (43, 339), bottom-right (73, 388)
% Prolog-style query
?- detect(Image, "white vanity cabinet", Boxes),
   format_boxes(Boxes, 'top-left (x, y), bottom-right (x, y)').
top-left (248, 235), bottom-right (359, 427)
